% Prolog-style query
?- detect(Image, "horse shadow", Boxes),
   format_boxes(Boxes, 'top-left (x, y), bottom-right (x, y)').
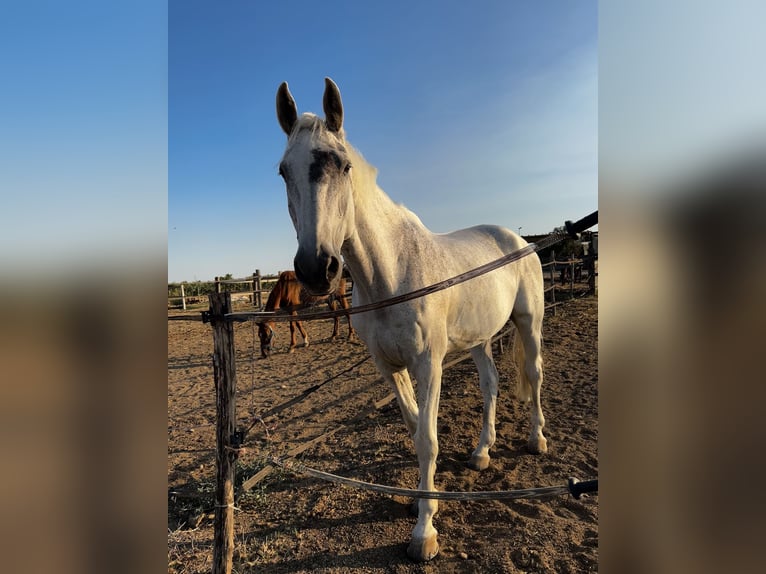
top-left (247, 541), bottom-right (412, 571)
top-left (237, 502), bottom-right (417, 569)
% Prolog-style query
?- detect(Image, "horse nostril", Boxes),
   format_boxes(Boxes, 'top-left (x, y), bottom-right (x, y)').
top-left (327, 256), bottom-right (340, 280)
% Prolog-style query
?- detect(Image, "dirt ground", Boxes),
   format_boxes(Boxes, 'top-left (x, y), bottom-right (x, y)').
top-left (168, 293), bottom-right (598, 573)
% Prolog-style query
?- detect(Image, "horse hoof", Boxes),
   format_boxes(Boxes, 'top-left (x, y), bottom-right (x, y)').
top-left (288, 347), bottom-right (295, 354)
top-left (407, 535), bottom-right (439, 562)
top-left (467, 454), bottom-right (490, 471)
top-left (527, 436), bottom-right (548, 454)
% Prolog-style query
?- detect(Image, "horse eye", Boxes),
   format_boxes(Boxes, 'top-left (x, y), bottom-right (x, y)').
top-left (343, 163), bottom-right (352, 174)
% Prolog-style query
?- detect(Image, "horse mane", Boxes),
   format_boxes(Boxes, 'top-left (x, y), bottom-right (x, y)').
top-left (345, 142), bottom-right (427, 233)
top-left (287, 113), bottom-right (425, 233)
top-left (263, 279), bottom-right (281, 312)
top-left (264, 271), bottom-right (293, 312)
top-left (288, 114), bottom-right (379, 184)
top-left (265, 270), bottom-right (311, 313)
top-left (290, 113), bottom-right (345, 141)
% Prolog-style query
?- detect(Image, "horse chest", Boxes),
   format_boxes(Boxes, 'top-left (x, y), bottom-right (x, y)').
top-left (352, 309), bottom-right (431, 366)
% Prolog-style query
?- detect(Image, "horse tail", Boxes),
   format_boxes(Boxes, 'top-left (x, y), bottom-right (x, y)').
top-left (513, 330), bottom-right (532, 403)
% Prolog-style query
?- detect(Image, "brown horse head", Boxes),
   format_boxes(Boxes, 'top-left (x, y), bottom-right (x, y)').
top-left (257, 268), bottom-right (354, 358)
top-left (257, 320), bottom-right (276, 358)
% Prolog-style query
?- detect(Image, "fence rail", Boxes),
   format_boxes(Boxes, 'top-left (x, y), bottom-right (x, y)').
top-left (168, 270), bottom-right (280, 311)
top-left (169, 255), bottom-right (597, 314)
top-left (541, 254), bottom-right (598, 314)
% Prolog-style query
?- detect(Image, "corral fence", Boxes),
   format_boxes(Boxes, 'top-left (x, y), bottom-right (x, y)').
top-left (192, 212), bottom-right (598, 574)
top-left (168, 270), bottom-right (280, 311)
top-left (168, 270), bottom-right (358, 311)
top-left (168, 251), bottom-right (596, 313)
top-left (542, 252), bottom-right (598, 313)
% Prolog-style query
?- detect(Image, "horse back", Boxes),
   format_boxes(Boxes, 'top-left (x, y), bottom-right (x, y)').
top-left (420, 225), bottom-right (543, 349)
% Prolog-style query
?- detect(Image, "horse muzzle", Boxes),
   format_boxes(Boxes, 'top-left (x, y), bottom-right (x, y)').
top-left (258, 323), bottom-right (274, 358)
top-left (293, 246), bottom-right (341, 295)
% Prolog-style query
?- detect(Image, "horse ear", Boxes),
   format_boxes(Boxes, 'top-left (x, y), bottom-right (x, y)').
top-left (323, 77), bottom-right (343, 133)
top-left (276, 82), bottom-right (298, 135)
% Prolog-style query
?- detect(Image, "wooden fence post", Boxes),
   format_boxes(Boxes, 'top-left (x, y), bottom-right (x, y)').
top-left (253, 269), bottom-right (262, 309)
top-left (208, 292), bottom-right (237, 574)
top-left (569, 259), bottom-right (575, 298)
top-left (180, 283), bottom-right (187, 311)
top-left (591, 258), bottom-right (598, 293)
top-left (549, 252), bottom-right (557, 315)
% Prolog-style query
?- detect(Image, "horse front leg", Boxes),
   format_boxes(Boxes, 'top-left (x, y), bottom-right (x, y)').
top-left (326, 300), bottom-right (340, 340)
top-left (288, 320), bottom-right (297, 353)
top-left (340, 297), bottom-right (356, 340)
top-left (407, 355), bottom-right (443, 562)
top-left (467, 340), bottom-right (499, 471)
top-left (380, 367), bottom-right (425, 518)
top-left (389, 369), bottom-right (419, 436)
top-left (375, 362), bottom-right (418, 436)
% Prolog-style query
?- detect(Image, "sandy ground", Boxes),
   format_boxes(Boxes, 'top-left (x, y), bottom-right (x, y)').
top-left (168, 293), bottom-right (597, 573)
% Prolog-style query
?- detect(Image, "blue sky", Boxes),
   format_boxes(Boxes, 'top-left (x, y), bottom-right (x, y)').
top-left (1, 1), bottom-right (167, 274)
top-left (3, 2), bottom-right (764, 287)
top-left (168, 1), bottom-right (597, 282)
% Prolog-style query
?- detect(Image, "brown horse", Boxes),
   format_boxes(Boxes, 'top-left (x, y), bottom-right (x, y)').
top-left (257, 270), bottom-right (355, 357)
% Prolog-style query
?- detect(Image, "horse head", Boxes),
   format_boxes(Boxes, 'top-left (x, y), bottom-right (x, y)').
top-left (257, 320), bottom-right (275, 358)
top-left (276, 78), bottom-right (354, 295)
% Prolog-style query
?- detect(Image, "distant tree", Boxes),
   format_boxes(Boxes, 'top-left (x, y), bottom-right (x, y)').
top-left (534, 227), bottom-right (584, 261)
top-left (553, 237), bottom-right (584, 260)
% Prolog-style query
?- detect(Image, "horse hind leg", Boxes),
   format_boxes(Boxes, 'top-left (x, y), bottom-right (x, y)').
top-left (512, 312), bottom-right (547, 454)
top-left (297, 320), bottom-right (309, 347)
top-left (467, 340), bottom-right (499, 471)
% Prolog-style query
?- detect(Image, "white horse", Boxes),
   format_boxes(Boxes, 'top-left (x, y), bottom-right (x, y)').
top-left (275, 78), bottom-right (547, 562)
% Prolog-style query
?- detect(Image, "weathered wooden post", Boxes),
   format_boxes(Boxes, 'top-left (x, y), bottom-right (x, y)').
top-left (253, 269), bottom-right (262, 309)
top-left (569, 259), bottom-right (575, 298)
top-left (549, 252), bottom-right (557, 315)
top-left (215, 276), bottom-right (222, 294)
top-left (207, 292), bottom-right (238, 574)
top-left (590, 258), bottom-right (598, 293)
top-left (180, 283), bottom-right (187, 311)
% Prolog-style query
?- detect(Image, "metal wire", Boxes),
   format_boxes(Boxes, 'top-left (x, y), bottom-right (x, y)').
top-left (269, 456), bottom-right (594, 501)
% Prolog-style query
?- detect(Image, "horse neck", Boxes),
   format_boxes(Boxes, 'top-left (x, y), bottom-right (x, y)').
top-left (264, 279), bottom-right (283, 311)
top-left (342, 175), bottom-right (431, 299)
